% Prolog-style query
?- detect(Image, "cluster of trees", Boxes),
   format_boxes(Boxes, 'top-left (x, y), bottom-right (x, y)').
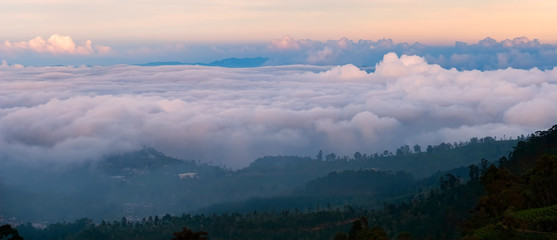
top-left (1, 225), bottom-right (23, 240)
top-left (17, 208), bottom-right (364, 240)
top-left (307, 137), bottom-right (519, 178)
top-left (358, 126), bottom-right (557, 240)
top-left (324, 126), bottom-right (556, 240)
top-left (460, 126), bottom-right (557, 239)
top-left (317, 136), bottom-right (515, 162)
top-left (333, 217), bottom-right (391, 240)
top-left (172, 227), bottom-right (208, 240)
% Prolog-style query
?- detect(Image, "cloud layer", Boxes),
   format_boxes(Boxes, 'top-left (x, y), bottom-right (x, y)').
top-left (1, 53), bottom-right (556, 168)
top-left (1, 35), bottom-right (556, 71)
top-left (2, 34), bottom-right (111, 55)
top-left (265, 36), bottom-right (557, 70)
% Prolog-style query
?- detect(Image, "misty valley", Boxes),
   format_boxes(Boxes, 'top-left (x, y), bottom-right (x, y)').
top-left (2, 126), bottom-right (557, 240)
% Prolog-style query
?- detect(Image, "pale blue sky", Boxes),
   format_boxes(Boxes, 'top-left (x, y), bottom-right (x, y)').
top-left (2, 0), bottom-right (556, 43)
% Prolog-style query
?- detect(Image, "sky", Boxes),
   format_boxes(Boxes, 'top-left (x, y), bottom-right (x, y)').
top-left (1, 1), bottom-right (557, 169)
top-left (2, 0), bottom-right (557, 44)
top-left (1, 0), bottom-right (557, 66)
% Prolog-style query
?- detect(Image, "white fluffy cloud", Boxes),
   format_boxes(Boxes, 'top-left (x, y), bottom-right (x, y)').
top-left (0, 53), bottom-right (556, 168)
top-left (1, 34), bottom-right (111, 55)
top-left (269, 35), bottom-right (301, 51)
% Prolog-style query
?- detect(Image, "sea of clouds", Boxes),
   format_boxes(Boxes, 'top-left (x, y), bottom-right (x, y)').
top-left (1, 53), bottom-right (556, 168)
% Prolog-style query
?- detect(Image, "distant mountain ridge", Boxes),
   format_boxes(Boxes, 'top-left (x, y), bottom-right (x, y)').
top-left (136, 57), bottom-right (269, 68)
top-left (100, 147), bottom-right (184, 175)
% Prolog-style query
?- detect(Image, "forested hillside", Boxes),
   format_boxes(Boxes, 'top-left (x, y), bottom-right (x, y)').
top-left (5, 127), bottom-right (550, 240)
top-left (461, 125), bottom-right (557, 239)
top-left (11, 125), bottom-right (556, 240)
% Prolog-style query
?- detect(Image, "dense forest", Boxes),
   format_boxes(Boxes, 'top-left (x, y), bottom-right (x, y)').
top-left (4, 126), bottom-right (557, 239)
